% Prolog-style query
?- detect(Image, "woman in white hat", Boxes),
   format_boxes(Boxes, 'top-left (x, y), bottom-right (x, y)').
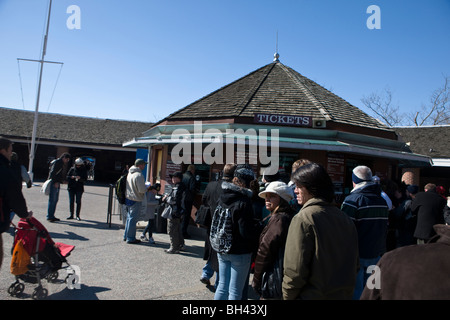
top-left (251, 181), bottom-right (295, 299)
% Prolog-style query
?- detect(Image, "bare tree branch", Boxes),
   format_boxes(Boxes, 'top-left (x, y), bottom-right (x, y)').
top-left (415, 75), bottom-right (449, 126)
top-left (361, 87), bottom-right (403, 127)
top-left (362, 76), bottom-right (449, 127)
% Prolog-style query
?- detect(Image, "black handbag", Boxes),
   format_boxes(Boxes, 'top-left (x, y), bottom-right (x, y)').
top-left (195, 205), bottom-right (211, 228)
top-left (261, 249), bottom-right (284, 299)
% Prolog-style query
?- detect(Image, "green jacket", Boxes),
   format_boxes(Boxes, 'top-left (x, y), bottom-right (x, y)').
top-left (282, 198), bottom-right (359, 300)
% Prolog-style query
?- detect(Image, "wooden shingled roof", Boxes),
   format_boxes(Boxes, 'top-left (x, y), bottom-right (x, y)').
top-left (0, 107), bottom-right (152, 147)
top-left (395, 126), bottom-right (450, 159)
top-left (157, 61), bottom-right (390, 130)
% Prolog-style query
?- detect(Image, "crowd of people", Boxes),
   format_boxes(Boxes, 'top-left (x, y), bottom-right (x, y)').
top-left (1, 134), bottom-right (449, 299)
top-left (121, 156), bottom-right (450, 300)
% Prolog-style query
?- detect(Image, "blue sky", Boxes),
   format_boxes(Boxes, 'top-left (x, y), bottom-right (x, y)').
top-left (0, 0), bottom-right (449, 123)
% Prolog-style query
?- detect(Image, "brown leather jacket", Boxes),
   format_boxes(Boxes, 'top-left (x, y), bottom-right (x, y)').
top-left (252, 204), bottom-right (294, 293)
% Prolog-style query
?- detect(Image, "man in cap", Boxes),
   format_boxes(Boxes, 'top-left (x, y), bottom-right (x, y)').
top-left (341, 165), bottom-right (389, 299)
top-left (123, 159), bottom-right (147, 244)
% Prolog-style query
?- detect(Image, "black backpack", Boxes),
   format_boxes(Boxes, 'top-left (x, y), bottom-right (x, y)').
top-left (115, 173), bottom-right (128, 205)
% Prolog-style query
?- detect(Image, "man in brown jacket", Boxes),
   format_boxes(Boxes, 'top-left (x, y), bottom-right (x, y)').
top-left (361, 224), bottom-right (450, 300)
top-left (282, 163), bottom-right (359, 300)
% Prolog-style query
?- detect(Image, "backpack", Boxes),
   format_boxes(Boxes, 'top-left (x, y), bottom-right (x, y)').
top-left (209, 201), bottom-right (234, 254)
top-left (115, 173), bottom-right (128, 205)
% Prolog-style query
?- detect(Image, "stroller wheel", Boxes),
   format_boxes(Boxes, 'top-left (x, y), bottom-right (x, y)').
top-left (47, 271), bottom-right (59, 283)
top-left (8, 282), bottom-right (25, 296)
top-left (32, 286), bottom-right (48, 300)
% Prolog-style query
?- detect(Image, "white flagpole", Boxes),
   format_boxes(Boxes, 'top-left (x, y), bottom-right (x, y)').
top-left (28, 0), bottom-right (53, 182)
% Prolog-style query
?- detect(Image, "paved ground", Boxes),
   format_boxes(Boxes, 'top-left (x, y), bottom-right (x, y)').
top-left (0, 181), bottom-right (252, 300)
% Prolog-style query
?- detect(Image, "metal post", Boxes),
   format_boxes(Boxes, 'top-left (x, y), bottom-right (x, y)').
top-left (107, 184), bottom-right (114, 227)
top-left (28, 0), bottom-right (53, 181)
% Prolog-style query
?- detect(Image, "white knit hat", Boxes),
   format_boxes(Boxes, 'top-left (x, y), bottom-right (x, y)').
top-left (258, 181), bottom-right (294, 203)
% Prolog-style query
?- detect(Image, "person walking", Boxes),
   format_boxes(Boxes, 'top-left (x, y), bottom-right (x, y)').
top-left (411, 183), bottom-right (446, 244)
top-left (123, 159), bottom-right (147, 244)
top-left (0, 137), bottom-right (32, 269)
top-left (164, 172), bottom-right (186, 254)
top-left (210, 164), bottom-right (259, 300)
top-left (67, 158), bottom-right (88, 221)
top-left (252, 181), bottom-right (295, 299)
top-left (47, 152), bottom-right (71, 222)
top-left (340, 165), bottom-right (389, 299)
top-left (282, 163), bottom-right (359, 300)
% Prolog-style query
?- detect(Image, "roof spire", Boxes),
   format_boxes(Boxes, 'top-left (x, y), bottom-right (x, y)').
top-left (273, 30), bottom-right (280, 62)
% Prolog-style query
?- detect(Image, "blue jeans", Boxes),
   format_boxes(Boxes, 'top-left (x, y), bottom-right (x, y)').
top-left (214, 252), bottom-right (252, 300)
top-left (124, 201), bottom-right (142, 242)
top-left (353, 256), bottom-right (381, 300)
top-left (47, 181), bottom-right (60, 220)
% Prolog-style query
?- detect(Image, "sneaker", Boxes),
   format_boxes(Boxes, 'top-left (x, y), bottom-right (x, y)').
top-left (140, 233), bottom-right (148, 241)
top-left (200, 277), bottom-right (211, 286)
top-left (148, 237), bottom-right (155, 244)
top-left (164, 248), bottom-right (179, 254)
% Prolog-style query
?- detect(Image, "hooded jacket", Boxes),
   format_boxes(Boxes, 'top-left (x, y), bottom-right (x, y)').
top-left (210, 181), bottom-right (258, 255)
top-left (125, 165), bottom-right (147, 202)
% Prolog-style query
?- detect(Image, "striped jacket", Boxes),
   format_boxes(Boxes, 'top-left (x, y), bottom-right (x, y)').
top-left (341, 182), bottom-right (389, 259)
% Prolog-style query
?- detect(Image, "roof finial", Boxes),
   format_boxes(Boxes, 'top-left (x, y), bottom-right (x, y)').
top-left (273, 30), bottom-right (280, 62)
top-left (274, 52), bottom-right (280, 62)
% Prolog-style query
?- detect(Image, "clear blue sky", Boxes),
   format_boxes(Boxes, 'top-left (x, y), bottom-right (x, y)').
top-left (1, 0), bottom-right (449, 123)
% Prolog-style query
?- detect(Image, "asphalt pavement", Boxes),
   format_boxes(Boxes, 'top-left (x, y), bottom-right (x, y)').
top-left (0, 181), bottom-right (230, 300)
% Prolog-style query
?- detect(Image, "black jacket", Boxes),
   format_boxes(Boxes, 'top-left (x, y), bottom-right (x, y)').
top-left (215, 181), bottom-right (258, 255)
top-left (182, 171), bottom-right (197, 203)
top-left (67, 165), bottom-right (88, 193)
top-left (48, 157), bottom-right (66, 183)
top-left (0, 154), bottom-right (28, 233)
top-left (411, 191), bottom-right (446, 240)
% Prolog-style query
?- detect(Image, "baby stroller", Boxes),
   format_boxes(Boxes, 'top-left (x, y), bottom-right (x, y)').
top-left (8, 217), bottom-right (75, 300)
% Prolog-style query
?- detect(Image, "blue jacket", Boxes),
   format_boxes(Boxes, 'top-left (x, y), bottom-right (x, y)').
top-left (341, 183), bottom-right (389, 259)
